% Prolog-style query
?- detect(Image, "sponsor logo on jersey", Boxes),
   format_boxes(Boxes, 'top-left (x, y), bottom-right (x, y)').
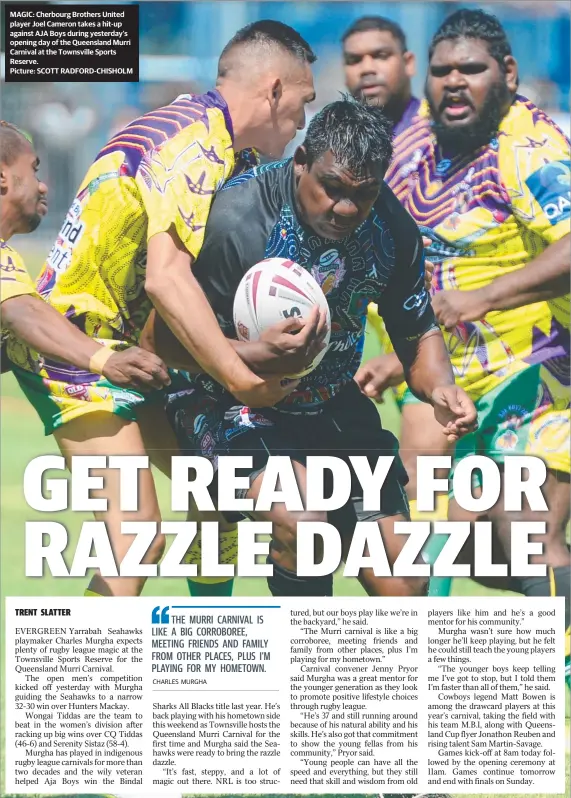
top-left (531, 414), bottom-right (569, 452)
top-left (526, 160), bottom-right (570, 225)
top-left (403, 288), bottom-right (429, 315)
top-left (46, 201), bottom-right (86, 274)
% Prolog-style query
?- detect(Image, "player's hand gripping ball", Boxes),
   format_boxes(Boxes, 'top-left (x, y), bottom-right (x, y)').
top-left (233, 257), bottom-right (331, 377)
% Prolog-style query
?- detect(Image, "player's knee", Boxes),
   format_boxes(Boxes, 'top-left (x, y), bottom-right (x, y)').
top-left (146, 530), bottom-right (166, 564)
top-left (399, 454), bottom-right (417, 495)
top-left (400, 575), bottom-right (429, 597)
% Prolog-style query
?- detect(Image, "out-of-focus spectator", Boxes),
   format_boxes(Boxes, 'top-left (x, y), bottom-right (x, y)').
top-left (341, 15), bottom-right (419, 135)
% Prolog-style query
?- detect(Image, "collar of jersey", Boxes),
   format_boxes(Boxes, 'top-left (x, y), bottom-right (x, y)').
top-left (177, 89), bottom-right (235, 145)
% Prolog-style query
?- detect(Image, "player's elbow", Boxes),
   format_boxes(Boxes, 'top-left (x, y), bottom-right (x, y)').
top-left (144, 273), bottom-right (164, 304)
top-left (0, 294), bottom-right (38, 334)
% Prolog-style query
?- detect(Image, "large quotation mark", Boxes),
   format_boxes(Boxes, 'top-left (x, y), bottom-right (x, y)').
top-left (152, 606), bottom-right (170, 624)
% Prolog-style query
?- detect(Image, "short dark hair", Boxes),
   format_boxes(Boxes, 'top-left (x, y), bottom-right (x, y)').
top-left (341, 16), bottom-right (408, 52)
top-left (302, 97), bottom-right (393, 178)
top-left (218, 20), bottom-right (316, 77)
top-left (429, 8), bottom-right (513, 70)
top-left (0, 121), bottom-right (33, 166)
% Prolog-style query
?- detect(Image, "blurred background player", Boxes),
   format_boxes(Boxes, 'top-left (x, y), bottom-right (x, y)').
top-left (342, 15), bottom-right (419, 135)
top-left (9, 21), bottom-right (319, 599)
top-left (1, 121), bottom-right (168, 389)
top-left (144, 98), bottom-right (477, 599)
top-left (357, 9), bottom-right (571, 678)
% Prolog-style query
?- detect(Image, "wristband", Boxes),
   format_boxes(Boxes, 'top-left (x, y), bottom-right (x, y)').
top-left (89, 346), bottom-right (114, 375)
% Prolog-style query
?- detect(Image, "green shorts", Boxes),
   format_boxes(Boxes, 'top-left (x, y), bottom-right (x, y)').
top-left (12, 365), bottom-right (187, 436)
top-left (451, 364), bottom-right (570, 493)
top-left (396, 386), bottom-right (422, 409)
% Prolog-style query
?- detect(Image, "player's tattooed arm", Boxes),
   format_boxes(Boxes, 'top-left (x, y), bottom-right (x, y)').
top-left (432, 234), bottom-right (570, 328)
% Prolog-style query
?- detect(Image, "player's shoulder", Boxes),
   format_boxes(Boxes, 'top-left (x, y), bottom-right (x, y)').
top-left (374, 182), bottom-right (422, 272)
top-left (210, 158), bottom-right (292, 224)
top-left (498, 95), bottom-right (571, 162)
top-left (392, 102), bottom-right (432, 155)
top-left (0, 240), bottom-right (26, 269)
top-left (497, 95), bottom-right (571, 195)
top-left (500, 95), bottom-right (569, 142)
top-left (387, 105), bottom-right (433, 185)
top-left (96, 91), bottom-right (234, 176)
top-left (221, 157), bottom-right (292, 193)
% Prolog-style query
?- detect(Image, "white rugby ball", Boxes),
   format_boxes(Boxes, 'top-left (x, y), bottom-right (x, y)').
top-left (233, 257), bottom-right (331, 377)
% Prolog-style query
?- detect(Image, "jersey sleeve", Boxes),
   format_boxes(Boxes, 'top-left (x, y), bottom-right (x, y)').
top-left (375, 184), bottom-right (437, 357)
top-left (0, 246), bottom-right (37, 304)
top-left (499, 109), bottom-right (571, 245)
top-left (135, 125), bottom-right (233, 261)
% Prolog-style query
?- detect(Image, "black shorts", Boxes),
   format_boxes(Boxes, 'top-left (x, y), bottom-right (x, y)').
top-left (166, 379), bottom-right (410, 524)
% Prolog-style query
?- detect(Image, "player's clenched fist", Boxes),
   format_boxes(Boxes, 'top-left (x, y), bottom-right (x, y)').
top-left (431, 384), bottom-right (478, 442)
top-left (102, 348), bottom-right (171, 392)
top-left (354, 353), bottom-right (406, 403)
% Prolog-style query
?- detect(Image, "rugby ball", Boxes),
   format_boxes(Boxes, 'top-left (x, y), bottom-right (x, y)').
top-left (233, 257), bottom-right (331, 377)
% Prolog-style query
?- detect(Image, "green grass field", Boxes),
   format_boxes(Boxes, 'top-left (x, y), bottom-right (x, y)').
top-left (1, 269), bottom-right (569, 798)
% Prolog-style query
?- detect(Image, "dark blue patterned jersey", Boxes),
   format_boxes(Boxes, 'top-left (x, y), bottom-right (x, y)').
top-left (191, 158), bottom-right (435, 412)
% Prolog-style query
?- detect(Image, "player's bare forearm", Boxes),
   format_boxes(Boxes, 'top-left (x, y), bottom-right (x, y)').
top-left (480, 234), bottom-right (570, 311)
top-left (2, 294), bottom-right (103, 368)
top-left (145, 232), bottom-right (260, 393)
top-left (141, 307), bottom-right (271, 374)
top-left (140, 308), bottom-right (201, 371)
top-left (396, 327), bottom-right (455, 403)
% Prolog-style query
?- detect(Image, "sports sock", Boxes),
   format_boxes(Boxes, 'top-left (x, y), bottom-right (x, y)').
top-left (187, 578), bottom-right (234, 597)
top-left (411, 496), bottom-right (452, 597)
top-left (267, 555), bottom-right (333, 597)
top-left (185, 524), bottom-right (238, 598)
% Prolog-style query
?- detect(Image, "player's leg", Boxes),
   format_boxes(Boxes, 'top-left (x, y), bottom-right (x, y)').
top-left (136, 401), bottom-right (178, 479)
top-left (13, 366), bottom-right (167, 596)
top-left (54, 412), bottom-right (165, 597)
top-left (399, 391), bottom-right (454, 503)
top-left (399, 392), bottom-right (455, 596)
top-left (325, 384), bottom-right (428, 597)
top-left (246, 459), bottom-right (333, 597)
top-left (489, 467), bottom-right (570, 687)
top-left (447, 497), bottom-right (521, 592)
top-left (180, 509), bottom-right (239, 597)
top-left (337, 512), bottom-right (429, 597)
top-left (453, 367), bottom-right (570, 681)
top-left (137, 400), bottom-right (237, 597)
top-left (491, 370), bottom-right (570, 682)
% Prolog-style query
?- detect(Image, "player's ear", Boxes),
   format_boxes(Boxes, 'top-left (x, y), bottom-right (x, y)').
top-left (0, 167), bottom-right (8, 191)
top-left (269, 77), bottom-right (283, 106)
top-left (293, 145), bottom-right (308, 177)
top-left (504, 56), bottom-right (518, 93)
top-left (404, 50), bottom-right (416, 79)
